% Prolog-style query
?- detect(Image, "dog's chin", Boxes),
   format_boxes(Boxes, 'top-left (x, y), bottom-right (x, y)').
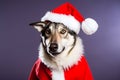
top-left (47, 47), bottom-right (65, 57)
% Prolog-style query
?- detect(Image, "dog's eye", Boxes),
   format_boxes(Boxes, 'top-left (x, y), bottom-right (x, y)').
top-left (45, 28), bottom-right (51, 34)
top-left (60, 29), bottom-right (66, 34)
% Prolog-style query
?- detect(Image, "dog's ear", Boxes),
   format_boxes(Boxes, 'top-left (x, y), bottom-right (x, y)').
top-left (29, 21), bottom-right (46, 32)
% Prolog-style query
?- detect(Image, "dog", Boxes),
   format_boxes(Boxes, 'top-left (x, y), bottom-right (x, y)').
top-left (29, 20), bottom-right (93, 80)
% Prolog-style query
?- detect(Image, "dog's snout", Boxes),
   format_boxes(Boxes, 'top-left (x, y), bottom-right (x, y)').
top-left (49, 43), bottom-right (58, 52)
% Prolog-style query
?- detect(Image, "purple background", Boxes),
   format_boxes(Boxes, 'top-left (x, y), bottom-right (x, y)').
top-left (0, 0), bottom-right (120, 80)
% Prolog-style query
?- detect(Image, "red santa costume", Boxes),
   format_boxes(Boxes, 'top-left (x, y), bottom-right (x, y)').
top-left (29, 2), bottom-right (98, 80)
top-left (29, 56), bottom-right (93, 80)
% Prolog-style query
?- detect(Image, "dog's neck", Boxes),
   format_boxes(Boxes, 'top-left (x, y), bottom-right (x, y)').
top-left (39, 37), bottom-right (84, 70)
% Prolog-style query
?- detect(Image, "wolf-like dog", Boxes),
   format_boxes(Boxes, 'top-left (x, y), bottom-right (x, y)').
top-left (29, 20), bottom-right (93, 80)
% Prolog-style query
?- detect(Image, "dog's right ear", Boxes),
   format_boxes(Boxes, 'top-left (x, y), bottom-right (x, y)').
top-left (29, 21), bottom-right (46, 32)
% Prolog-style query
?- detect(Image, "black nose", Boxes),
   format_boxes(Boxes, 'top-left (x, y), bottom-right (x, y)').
top-left (49, 43), bottom-right (58, 52)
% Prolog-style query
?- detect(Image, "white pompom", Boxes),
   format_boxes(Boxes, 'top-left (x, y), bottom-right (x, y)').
top-left (82, 18), bottom-right (98, 35)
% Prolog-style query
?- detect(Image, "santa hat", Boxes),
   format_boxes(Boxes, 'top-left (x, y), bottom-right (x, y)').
top-left (41, 2), bottom-right (98, 35)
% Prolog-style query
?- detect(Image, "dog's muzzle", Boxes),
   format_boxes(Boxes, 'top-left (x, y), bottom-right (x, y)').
top-left (49, 43), bottom-right (58, 53)
top-left (48, 43), bottom-right (65, 56)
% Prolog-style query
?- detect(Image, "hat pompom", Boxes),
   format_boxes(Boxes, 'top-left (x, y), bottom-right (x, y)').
top-left (82, 18), bottom-right (98, 35)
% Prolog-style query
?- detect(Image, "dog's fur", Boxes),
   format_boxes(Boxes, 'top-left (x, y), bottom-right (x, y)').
top-left (30, 21), bottom-right (84, 71)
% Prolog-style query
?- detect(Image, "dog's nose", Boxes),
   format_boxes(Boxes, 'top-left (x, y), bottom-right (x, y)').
top-left (49, 43), bottom-right (58, 52)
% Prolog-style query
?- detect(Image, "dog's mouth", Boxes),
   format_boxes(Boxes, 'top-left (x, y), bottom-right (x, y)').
top-left (47, 46), bottom-right (65, 56)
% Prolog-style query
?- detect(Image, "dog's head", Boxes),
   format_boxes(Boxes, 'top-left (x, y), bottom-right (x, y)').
top-left (30, 21), bottom-right (76, 57)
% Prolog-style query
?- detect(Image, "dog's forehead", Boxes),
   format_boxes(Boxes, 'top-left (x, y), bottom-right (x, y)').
top-left (48, 22), bottom-right (67, 30)
top-left (48, 23), bottom-right (55, 30)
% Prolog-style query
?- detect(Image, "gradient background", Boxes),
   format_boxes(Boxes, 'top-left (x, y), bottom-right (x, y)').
top-left (0, 0), bottom-right (120, 80)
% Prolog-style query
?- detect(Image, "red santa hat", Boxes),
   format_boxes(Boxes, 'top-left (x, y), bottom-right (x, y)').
top-left (41, 2), bottom-right (98, 35)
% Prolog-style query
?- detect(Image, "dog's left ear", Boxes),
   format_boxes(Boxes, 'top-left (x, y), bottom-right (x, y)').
top-left (30, 20), bottom-right (51, 32)
top-left (29, 21), bottom-right (46, 32)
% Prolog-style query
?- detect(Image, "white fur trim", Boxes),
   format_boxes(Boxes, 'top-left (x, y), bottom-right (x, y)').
top-left (41, 11), bottom-right (80, 34)
top-left (82, 18), bottom-right (98, 35)
top-left (52, 69), bottom-right (65, 80)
